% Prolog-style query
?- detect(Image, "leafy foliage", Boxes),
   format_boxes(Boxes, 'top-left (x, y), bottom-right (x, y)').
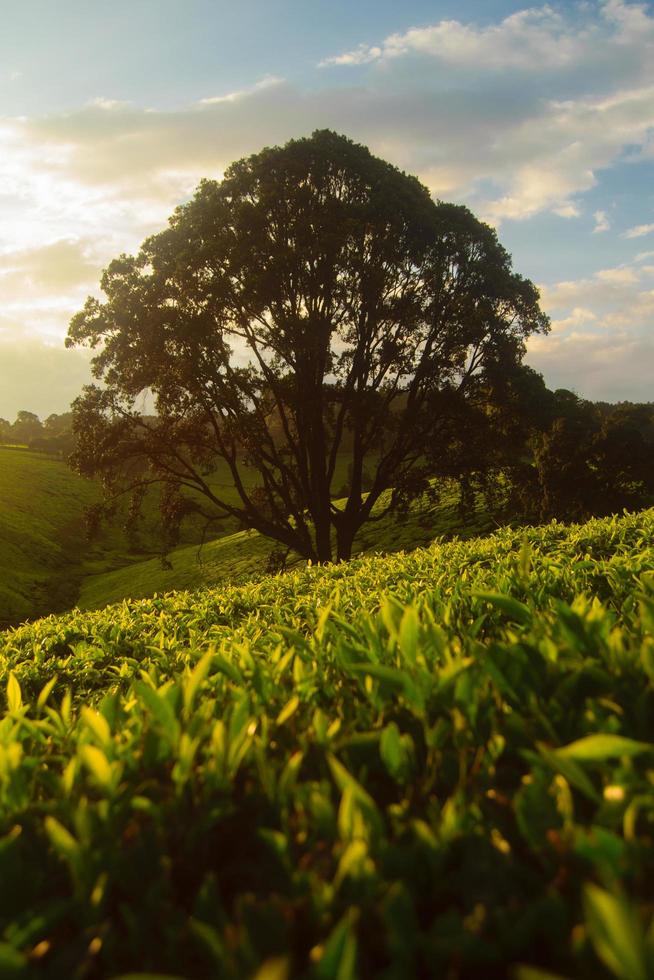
top-left (0, 509), bottom-right (653, 977)
top-left (532, 400), bottom-right (654, 520)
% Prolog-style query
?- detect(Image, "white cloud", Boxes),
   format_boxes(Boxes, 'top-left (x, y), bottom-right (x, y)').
top-left (541, 260), bottom-right (654, 308)
top-left (316, 0), bottom-right (654, 222)
top-left (528, 258), bottom-right (654, 398)
top-left (549, 306), bottom-right (598, 332)
top-left (526, 329), bottom-right (654, 401)
top-left (595, 265), bottom-right (639, 284)
top-left (320, 7), bottom-right (589, 71)
top-left (0, 238), bottom-right (101, 293)
top-left (622, 221), bottom-right (654, 238)
top-left (321, 1), bottom-right (654, 74)
top-left (554, 202), bottom-right (582, 219)
top-left (593, 209), bottom-right (611, 232)
top-left (321, 45), bottom-right (383, 68)
top-left (199, 75), bottom-right (283, 105)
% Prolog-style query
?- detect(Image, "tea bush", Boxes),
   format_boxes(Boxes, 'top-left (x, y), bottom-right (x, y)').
top-left (0, 510), bottom-right (653, 978)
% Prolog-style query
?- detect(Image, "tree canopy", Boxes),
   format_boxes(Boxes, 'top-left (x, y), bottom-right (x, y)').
top-left (67, 130), bottom-right (549, 562)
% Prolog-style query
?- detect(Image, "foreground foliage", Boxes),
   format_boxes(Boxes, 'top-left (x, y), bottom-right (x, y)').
top-left (0, 510), bottom-right (653, 978)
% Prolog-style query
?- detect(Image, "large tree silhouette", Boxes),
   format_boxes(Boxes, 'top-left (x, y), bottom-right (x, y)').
top-left (67, 131), bottom-right (549, 562)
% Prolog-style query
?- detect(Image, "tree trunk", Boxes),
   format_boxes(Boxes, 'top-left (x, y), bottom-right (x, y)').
top-left (335, 520), bottom-right (356, 562)
top-left (314, 517), bottom-right (333, 563)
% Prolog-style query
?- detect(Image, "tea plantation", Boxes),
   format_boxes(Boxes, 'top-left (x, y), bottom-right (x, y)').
top-left (1, 509), bottom-right (653, 978)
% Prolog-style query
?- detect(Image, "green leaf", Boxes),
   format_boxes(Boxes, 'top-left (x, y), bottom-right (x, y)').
top-left (584, 883), bottom-right (648, 980)
top-left (380, 723), bottom-right (413, 782)
top-left (316, 910), bottom-right (359, 980)
top-left (474, 592), bottom-right (531, 624)
top-left (112, 974), bottom-right (188, 979)
top-left (558, 734), bottom-right (653, 762)
top-left (210, 654), bottom-right (243, 685)
top-left (44, 816), bottom-right (79, 861)
top-left (80, 745), bottom-right (113, 789)
top-left (135, 681), bottom-right (180, 744)
top-left (398, 607), bottom-right (419, 665)
top-left (512, 968), bottom-right (570, 980)
top-left (315, 603), bottom-right (332, 641)
top-left (276, 695), bottom-right (300, 726)
top-left (327, 754), bottom-right (381, 837)
top-left (480, 650), bottom-right (519, 702)
top-left (81, 706), bottom-right (111, 747)
top-left (0, 942), bottom-right (27, 976)
top-left (252, 957), bottom-right (290, 980)
top-left (380, 722), bottom-right (402, 770)
top-left (187, 918), bottom-right (226, 964)
top-left (183, 650), bottom-right (213, 717)
top-left (346, 662), bottom-right (408, 691)
top-left (36, 675), bottom-right (58, 711)
top-left (6, 673), bottom-right (22, 713)
top-left (327, 754), bottom-right (375, 807)
top-left (535, 744), bottom-right (600, 802)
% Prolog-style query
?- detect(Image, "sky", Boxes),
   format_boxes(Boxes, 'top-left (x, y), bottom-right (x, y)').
top-left (1, 0), bottom-right (653, 419)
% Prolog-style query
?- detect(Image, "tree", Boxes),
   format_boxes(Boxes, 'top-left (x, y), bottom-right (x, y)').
top-left (39, 412), bottom-right (76, 455)
top-left (421, 363), bottom-right (557, 515)
top-left (590, 405), bottom-right (654, 512)
top-left (521, 393), bottom-right (654, 520)
top-left (67, 130), bottom-right (549, 563)
top-left (11, 411), bottom-right (43, 444)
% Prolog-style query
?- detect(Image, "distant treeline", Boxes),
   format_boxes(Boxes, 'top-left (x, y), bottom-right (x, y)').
top-left (0, 410), bottom-right (75, 455)
top-left (452, 383), bottom-right (654, 523)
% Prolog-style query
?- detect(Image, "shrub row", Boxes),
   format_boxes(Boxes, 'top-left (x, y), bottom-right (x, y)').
top-left (0, 510), bottom-right (653, 978)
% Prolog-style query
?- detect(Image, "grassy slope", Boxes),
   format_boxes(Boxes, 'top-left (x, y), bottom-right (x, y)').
top-left (78, 483), bottom-right (496, 610)
top-left (0, 509), bottom-right (652, 977)
top-left (0, 448), bottom-right (98, 625)
top-left (0, 446), bottom-right (357, 622)
top-left (0, 448), bottom-right (264, 625)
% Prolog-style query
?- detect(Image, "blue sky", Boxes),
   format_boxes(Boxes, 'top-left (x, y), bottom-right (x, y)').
top-left (1, 0), bottom-right (653, 417)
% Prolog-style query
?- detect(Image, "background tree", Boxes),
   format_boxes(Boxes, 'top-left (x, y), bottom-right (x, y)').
top-left (67, 130), bottom-right (549, 562)
top-left (423, 363), bottom-right (556, 514)
top-left (495, 391), bottom-right (654, 521)
top-left (11, 411), bottom-right (43, 444)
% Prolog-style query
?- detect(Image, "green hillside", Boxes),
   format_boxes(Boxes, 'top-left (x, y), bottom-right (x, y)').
top-left (77, 483), bottom-right (495, 610)
top-left (0, 448), bottom-right (98, 626)
top-left (0, 447), bottom-right (261, 626)
top-left (1, 509), bottom-right (652, 978)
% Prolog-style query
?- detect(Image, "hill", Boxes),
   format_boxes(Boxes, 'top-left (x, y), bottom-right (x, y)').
top-left (0, 447), bottom-right (260, 626)
top-left (0, 447), bottom-right (98, 626)
top-left (1, 508), bottom-right (652, 978)
top-left (77, 482), bottom-right (496, 610)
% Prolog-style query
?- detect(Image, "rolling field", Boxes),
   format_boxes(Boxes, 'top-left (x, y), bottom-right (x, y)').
top-left (78, 483), bottom-right (496, 610)
top-left (0, 448), bottom-right (97, 626)
top-left (0, 444), bottom-right (498, 620)
top-left (0, 447), bottom-right (262, 626)
top-left (1, 508), bottom-right (652, 978)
